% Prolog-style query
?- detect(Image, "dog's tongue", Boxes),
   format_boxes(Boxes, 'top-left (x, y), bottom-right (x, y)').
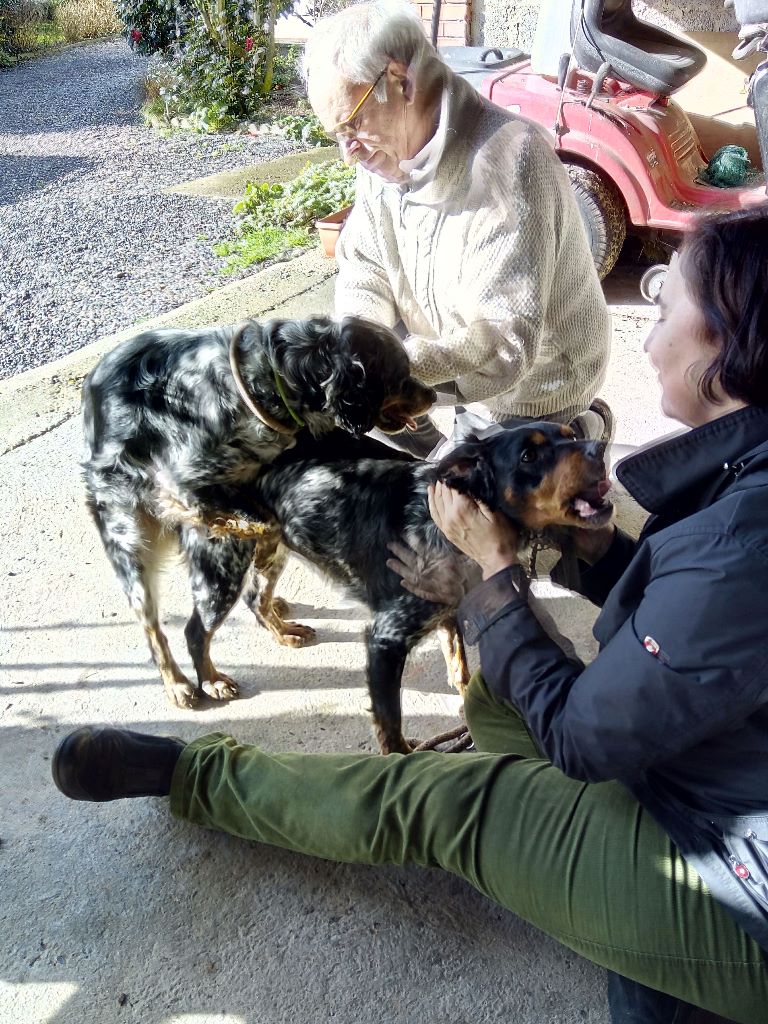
top-left (404, 416), bottom-right (419, 430)
top-left (574, 498), bottom-right (599, 517)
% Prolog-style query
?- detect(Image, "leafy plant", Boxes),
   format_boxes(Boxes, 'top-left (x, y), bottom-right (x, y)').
top-left (114, 0), bottom-right (187, 54)
top-left (269, 41), bottom-right (299, 89)
top-left (215, 158), bottom-right (356, 272)
top-left (272, 111), bottom-right (326, 146)
top-left (236, 158), bottom-right (355, 230)
top-left (137, 0), bottom-right (294, 132)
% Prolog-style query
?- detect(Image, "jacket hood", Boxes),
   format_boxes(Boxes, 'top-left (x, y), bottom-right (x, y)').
top-left (616, 405), bottom-right (768, 515)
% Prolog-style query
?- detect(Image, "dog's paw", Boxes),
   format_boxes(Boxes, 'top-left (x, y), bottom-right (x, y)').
top-left (274, 621), bottom-right (316, 647)
top-left (201, 672), bottom-right (239, 702)
top-left (272, 596), bottom-right (291, 617)
top-left (165, 679), bottom-right (200, 709)
top-left (380, 736), bottom-right (414, 755)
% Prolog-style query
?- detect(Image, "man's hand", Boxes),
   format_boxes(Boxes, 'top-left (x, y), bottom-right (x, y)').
top-left (428, 481), bottom-right (520, 580)
top-left (386, 540), bottom-right (475, 604)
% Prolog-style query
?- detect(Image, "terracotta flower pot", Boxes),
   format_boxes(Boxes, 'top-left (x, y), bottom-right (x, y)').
top-left (315, 205), bottom-right (354, 258)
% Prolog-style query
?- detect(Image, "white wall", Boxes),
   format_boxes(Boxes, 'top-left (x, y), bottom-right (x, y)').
top-left (473, 0), bottom-right (739, 49)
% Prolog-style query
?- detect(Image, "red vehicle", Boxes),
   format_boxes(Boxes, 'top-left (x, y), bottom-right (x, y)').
top-left (442, 0), bottom-right (768, 278)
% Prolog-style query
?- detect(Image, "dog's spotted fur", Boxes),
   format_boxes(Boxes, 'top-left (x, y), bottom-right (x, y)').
top-left (82, 315), bottom-right (435, 708)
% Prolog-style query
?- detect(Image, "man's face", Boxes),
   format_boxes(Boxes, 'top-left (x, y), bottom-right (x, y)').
top-left (308, 63), bottom-right (410, 183)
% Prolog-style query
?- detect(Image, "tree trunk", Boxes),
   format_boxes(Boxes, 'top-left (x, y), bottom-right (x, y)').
top-left (261, 0), bottom-right (278, 96)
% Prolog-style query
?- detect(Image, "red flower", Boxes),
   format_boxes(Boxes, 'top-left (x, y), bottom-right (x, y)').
top-left (244, 36), bottom-right (254, 52)
top-left (130, 28), bottom-right (142, 41)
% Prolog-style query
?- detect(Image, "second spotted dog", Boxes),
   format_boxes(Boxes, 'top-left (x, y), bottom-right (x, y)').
top-left (211, 423), bottom-right (614, 753)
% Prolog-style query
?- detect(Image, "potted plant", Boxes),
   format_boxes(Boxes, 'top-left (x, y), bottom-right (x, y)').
top-left (315, 204), bottom-right (354, 258)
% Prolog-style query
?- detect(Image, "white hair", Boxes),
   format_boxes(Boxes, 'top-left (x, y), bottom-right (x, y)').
top-left (303, 0), bottom-right (448, 98)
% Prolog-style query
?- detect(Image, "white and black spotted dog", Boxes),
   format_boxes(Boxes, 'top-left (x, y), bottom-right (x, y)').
top-left (82, 315), bottom-right (436, 709)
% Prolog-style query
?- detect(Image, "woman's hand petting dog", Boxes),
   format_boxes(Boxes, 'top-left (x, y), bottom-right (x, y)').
top-left (428, 481), bottom-right (520, 580)
top-left (388, 481), bottom-right (521, 600)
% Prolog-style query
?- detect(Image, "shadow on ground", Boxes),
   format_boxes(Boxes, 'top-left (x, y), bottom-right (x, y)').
top-left (0, 155), bottom-right (94, 204)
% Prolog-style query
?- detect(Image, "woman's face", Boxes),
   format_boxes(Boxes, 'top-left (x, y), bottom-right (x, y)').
top-left (644, 253), bottom-right (745, 428)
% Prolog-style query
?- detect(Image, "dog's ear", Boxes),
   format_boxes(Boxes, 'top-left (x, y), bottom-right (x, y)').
top-left (322, 347), bottom-right (376, 437)
top-left (323, 318), bottom-right (409, 436)
top-left (436, 438), bottom-right (497, 509)
top-left (271, 318), bottom-right (379, 437)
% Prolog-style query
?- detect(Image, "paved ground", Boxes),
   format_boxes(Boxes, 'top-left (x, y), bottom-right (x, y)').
top-left (1, 245), bottom-right (731, 1024)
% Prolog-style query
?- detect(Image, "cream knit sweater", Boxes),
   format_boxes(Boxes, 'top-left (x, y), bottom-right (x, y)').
top-left (335, 74), bottom-right (611, 423)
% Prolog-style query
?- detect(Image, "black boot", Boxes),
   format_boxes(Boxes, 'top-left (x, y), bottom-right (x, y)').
top-left (52, 727), bottom-right (185, 802)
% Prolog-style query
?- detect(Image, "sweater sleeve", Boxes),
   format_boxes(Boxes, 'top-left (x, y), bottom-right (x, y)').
top-left (334, 174), bottom-right (399, 330)
top-left (402, 126), bottom-right (577, 401)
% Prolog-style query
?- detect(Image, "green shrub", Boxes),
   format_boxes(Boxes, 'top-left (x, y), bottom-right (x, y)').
top-left (114, 0), bottom-right (186, 54)
top-left (0, 0), bottom-right (45, 59)
top-left (271, 110), bottom-right (326, 146)
top-left (137, 0), bottom-right (294, 132)
top-left (214, 159), bottom-right (356, 272)
top-left (54, 0), bottom-right (122, 42)
top-left (25, 16), bottom-right (64, 45)
top-left (269, 41), bottom-right (299, 90)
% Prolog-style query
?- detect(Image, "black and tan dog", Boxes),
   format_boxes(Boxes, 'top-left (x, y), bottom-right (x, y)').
top-left (205, 422), bottom-right (614, 753)
top-left (81, 315), bottom-right (435, 708)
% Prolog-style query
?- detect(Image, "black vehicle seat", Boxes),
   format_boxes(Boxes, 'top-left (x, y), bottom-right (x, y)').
top-left (570, 0), bottom-right (707, 95)
top-left (439, 46), bottom-right (527, 91)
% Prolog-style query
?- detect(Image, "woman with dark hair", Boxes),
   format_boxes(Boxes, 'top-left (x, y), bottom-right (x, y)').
top-left (53, 209), bottom-right (768, 1023)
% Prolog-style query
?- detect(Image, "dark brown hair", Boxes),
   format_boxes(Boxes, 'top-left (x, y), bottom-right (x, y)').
top-left (681, 207), bottom-right (768, 406)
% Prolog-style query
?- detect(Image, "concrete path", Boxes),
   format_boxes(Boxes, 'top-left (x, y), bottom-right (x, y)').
top-left (0, 250), bottom-right (727, 1024)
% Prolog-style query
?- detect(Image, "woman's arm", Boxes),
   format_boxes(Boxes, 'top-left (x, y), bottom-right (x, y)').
top-left (434, 484), bottom-right (768, 782)
top-left (467, 529), bottom-right (768, 781)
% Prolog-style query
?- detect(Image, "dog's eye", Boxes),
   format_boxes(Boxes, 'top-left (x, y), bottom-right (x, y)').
top-left (520, 447), bottom-right (537, 464)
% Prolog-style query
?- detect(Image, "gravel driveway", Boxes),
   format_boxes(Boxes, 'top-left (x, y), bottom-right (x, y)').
top-left (0, 37), bottom-right (301, 380)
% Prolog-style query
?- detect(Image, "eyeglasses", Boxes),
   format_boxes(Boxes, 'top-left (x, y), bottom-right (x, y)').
top-left (324, 69), bottom-right (387, 143)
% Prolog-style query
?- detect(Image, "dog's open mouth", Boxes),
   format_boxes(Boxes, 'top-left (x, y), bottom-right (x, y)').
top-left (376, 384), bottom-right (437, 435)
top-left (570, 478), bottom-right (613, 524)
top-left (376, 412), bottom-right (420, 434)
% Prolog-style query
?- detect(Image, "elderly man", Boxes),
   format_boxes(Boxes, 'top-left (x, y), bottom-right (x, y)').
top-left (304, 0), bottom-right (612, 455)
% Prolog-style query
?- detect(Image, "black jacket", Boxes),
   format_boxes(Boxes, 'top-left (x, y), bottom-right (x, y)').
top-left (458, 405), bottom-right (768, 950)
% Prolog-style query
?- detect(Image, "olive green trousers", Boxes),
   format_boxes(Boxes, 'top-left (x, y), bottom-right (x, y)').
top-left (170, 672), bottom-right (767, 1022)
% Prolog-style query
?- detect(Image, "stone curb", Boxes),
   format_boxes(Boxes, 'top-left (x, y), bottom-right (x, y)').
top-left (165, 146), bottom-right (338, 198)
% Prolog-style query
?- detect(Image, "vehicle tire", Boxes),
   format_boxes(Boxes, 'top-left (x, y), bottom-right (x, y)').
top-left (562, 162), bottom-right (627, 280)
